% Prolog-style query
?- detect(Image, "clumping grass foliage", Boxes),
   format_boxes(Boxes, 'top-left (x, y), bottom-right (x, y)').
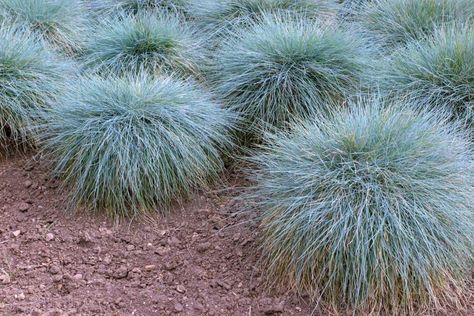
top-left (378, 25), bottom-right (473, 127)
top-left (0, 25), bottom-right (70, 155)
top-left (89, 0), bottom-right (190, 16)
top-left (190, 0), bottom-right (339, 38)
top-left (210, 15), bottom-right (369, 141)
top-left (337, 0), bottom-right (370, 19)
top-left (0, 0), bottom-right (88, 55)
top-left (358, 0), bottom-right (474, 49)
top-left (249, 98), bottom-right (474, 314)
top-left (39, 74), bottom-right (233, 217)
top-left (82, 12), bottom-right (204, 77)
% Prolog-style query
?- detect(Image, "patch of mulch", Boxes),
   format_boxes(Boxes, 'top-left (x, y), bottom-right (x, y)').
top-left (0, 154), bottom-right (309, 315)
top-left (0, 154), bottom-right (472, 315)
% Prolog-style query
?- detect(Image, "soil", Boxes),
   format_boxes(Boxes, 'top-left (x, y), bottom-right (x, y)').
top-left (0, 154), bottom-right (472, 316)
top-left (0, 154), bottom-right (310, 315)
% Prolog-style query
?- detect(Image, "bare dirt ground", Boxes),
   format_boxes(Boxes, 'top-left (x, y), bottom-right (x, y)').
top-left (0, 154), bottom-right (472, 316)
top-left (0, 154), bottom-right (310, 315)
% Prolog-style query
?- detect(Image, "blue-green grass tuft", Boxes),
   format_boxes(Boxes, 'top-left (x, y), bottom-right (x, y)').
top-left (249, 97), bottom-right (474, 314)
top-left (210, 14), bottom-right (370, 143)
top-left (82, 12), bottom-right (205, 78)
top-left (377, 24), bottom-right (474, 128)
top-left (357, 0), bottom-right (474, 50)
top-left (0, 25), bottom-right (72, 155)
top-left (189, 0), bottom-right (340, 40)
top-left (88, 0), bottom-right (191, 17)
top-left (0, 0), bottom-right (89, 55)
top-left (38, 74), bottom-right (234, 217)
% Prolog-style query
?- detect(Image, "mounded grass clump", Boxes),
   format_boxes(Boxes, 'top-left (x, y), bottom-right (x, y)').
top-left (210, 15), bottom-right (369, 141)
top-left (337, 0), bottom-right (370, 19)
top-left (190, 0), bottom-right (339, 38)
top-left (250, 98), bottom-right (474, 314)
top-left (39, 74), bottom-right (233, 217)
top-left (0, 0), bottom-right (88, 55)
top-left (82, 12), bottom-right (204, 77)
top-left (358, 0), bottom-right (474, 49)
top-left (95, 0), bottom-right (191, 16)
top-left (0, 25), bottom-right (70, 155)
top-left (378, 25), bottom-right (473, 126)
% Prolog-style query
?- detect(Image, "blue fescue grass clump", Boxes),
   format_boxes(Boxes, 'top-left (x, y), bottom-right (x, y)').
top-left (210, 15), bottom-right (370, 142)
top-left (337, 0), bottom-right (370, 19)
top-left (38, 74), bottom-right (234, 217)
top-left (0, 25), bottom-right (71, 155)
top-left (357, 0), bottom-right (474, 49)
top-left (378, 25), bottom-right (473, 127)
top-left (189, 0), bottom-right (339, 39)
top-left (0, 0), bottom-right (88, 55)
top-left (93, 0), bottom-right (191, 16)
top-left (82, 12), bottom-right (204, 77)
top-left (249, 97), bottom-right (474, 314)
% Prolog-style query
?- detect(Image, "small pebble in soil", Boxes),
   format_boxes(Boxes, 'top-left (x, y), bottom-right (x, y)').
top-left (164, 260), bottom-right (179, 271)
top-left (194, 303), bottom-right (205, 312)
top-left (174, 303), bottom-right (184, 312)
top-left (12, 230), bottom-right (21, 237)
top-left (155, 246), bottom-right (170, 256)
top-left (176, 285), bottom-right (186, 293)
top-left (0, 274), bottom-right (11, 284)
top-left (168, 236), bottom-right (181, 247)
top-left (217, 280), bottom-right (231, 291)
top-left (31, 309), bottom-right (42, 316)
top-left (131, 267), bottom-right (141, 274)
top-left (49, 265), bottom-right (61, 275)
top-left (163, 272), bottom-right (174, 284)
top-left (16, 292), bottom-right (25, 300)
top-left (103, 255), bottom-right (112, 264)
top-left (196, 242), bottom-right (211, 253)
top-left (114, 266), bottom-right (128, 279)
top-left (261, 299), bottom-right (285, 315)
top-left (73, 273), bottom-right (83, 280)
top-left (18, 202), bottom-right (30, 212)
top-left (232, 233), bottom-right (241, 242)
top-left (144, 264), bottom-right (156, 271)
top-left (52, 274), bottom-right (63, 282)
top-left (45, 233), bottom-right (54, 241)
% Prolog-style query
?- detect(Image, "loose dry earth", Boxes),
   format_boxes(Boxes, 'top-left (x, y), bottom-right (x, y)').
top-left (0, 154), bottom-right (472, 316)
top-left (0, 154), bottom-right (310, 315)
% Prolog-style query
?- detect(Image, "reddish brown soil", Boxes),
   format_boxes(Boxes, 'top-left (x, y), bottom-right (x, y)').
top-left (0, 154), bottom-right (310, 315)
top-left (0, 155), bottom-right (472, 316)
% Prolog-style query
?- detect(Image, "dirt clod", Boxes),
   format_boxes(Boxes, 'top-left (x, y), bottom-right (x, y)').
top-left (263, 301), bottom-right (285, 315)
top-left (52, 275), bottom-right (63, 282)
top-left (196, 242), bottom-right (211, 253)
top-left (217, 280), bottom-right (231, 290)
top-left (113, 266), bottom-right (129, 279)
